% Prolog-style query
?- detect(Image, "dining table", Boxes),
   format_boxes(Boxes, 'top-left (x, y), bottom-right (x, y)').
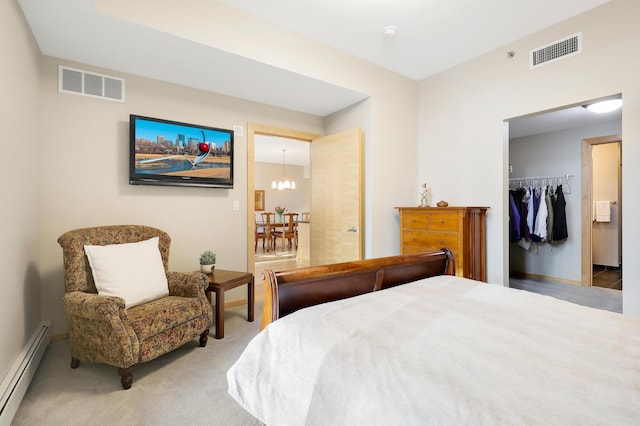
top-left (255, 220), bottom-right (308, 250)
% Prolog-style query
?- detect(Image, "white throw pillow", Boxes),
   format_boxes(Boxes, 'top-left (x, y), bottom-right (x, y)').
top-left (84, 237), bottom-right (169, 308)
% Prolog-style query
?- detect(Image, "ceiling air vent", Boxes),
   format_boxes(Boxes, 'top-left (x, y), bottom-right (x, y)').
top-left (58, 65), bottom-right (125, 102)
top-left (530, 32), bottom-right (582, 69)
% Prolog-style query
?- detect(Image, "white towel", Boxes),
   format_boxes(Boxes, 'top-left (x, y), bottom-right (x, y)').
top-left (594, 201), bottom-right (611, 222)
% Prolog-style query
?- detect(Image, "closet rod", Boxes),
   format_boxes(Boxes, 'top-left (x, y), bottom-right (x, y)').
top-left (508, 174), bottom-right (573, 194)
top-left (508, 174), bottom-right (573, 182)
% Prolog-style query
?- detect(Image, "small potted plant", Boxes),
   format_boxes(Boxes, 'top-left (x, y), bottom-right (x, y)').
top-left (199, 250), bottom-right (217, 274)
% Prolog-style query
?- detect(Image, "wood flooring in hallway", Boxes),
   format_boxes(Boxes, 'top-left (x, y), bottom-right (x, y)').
top-left (592, 264), bottom-right (622, 290)
top-left (254, 244), bottom-right (300, 303)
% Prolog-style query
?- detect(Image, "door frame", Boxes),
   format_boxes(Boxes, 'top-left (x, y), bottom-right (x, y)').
top-left (580, 133), bottom-right (622, 286)
top-left (246, 123), bottom-right (321, 274)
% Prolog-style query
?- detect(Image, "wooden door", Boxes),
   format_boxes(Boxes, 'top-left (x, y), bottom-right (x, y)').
top-left (310, 128), bottom-right (362, 265)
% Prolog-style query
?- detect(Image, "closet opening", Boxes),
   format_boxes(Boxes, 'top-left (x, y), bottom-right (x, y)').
top-left (507, 95), bottom-right (622, 312)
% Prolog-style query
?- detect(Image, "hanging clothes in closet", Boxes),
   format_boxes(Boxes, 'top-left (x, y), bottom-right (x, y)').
top-left (551, 184), bottom-right (568, 241)
top-left (509, 182), bottom-right (568, 248)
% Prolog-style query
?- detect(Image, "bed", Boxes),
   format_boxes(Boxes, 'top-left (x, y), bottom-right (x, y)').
top-left (227, 249), bottom-right (640, 425)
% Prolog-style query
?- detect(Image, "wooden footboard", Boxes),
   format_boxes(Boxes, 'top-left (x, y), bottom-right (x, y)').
top-left (260, 248), bottom-right (455, 329)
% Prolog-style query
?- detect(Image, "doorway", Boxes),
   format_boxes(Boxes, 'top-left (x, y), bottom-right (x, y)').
top-left (247, 124), bottom-right (364, 303)
top-left (581, 135), bottom-right (622, 289)
top-left (507, 96), bottom-right (622, 297)
top-left (246, 124), bottom-right (319, 290)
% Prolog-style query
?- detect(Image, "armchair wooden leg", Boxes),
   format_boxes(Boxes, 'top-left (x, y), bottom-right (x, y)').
top-left (118, 366), bottom-right (134, 390)
top-left (199, 329), bottom-right (209, 347)
top-left (70, 357), bottom-right (80, 369)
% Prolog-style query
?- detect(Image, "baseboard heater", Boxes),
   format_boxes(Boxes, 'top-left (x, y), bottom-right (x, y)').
top-left (0, 320), bottom-right (51, 426)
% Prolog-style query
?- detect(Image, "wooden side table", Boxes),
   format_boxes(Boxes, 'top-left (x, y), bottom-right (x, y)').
top-left (205, 269), bottom-right (254, 339)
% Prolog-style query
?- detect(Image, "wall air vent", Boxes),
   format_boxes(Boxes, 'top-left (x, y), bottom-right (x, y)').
top-left (58, 65), bottom-right (125, 102)
top-left (530, 32), bottom-right (582, 69)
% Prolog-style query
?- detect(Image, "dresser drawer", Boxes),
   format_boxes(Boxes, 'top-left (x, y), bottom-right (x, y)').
top-left (426, 211), bottom-right (460, 232)
top-left (401, 231), bottom-right (460, 252)
top-left (401, 210), bottom-right (461, 232)
top-left (401, 211), bottom-right (428, 229)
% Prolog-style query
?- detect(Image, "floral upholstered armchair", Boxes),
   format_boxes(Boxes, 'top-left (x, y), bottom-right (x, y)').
top-left (57, 225), bottom-right (213, 389)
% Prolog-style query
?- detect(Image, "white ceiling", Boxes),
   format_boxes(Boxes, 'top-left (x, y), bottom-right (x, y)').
top-left (17, 0), bottom-right (368, 117)
top-left (19, 0), bottom-right (611, 116)
top-left (17, 0), bottom-right (619, 155)
top-left (220, 0), bottom-right (611, 81)
top-left (509, 97), bottom-right (622, 139)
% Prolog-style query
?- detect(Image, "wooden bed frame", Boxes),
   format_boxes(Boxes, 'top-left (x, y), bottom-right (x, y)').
top-left (260, 248), bottom-right (455, 329)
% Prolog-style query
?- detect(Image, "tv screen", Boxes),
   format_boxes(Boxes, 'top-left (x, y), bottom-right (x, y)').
top-left (129, 114), bottom-right (234, 188)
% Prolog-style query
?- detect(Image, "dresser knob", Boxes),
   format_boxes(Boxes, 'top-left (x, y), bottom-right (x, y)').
top-left (440, 240), bottom-right (445, 244)
top-left (441, 220), bottom-right (445, 224)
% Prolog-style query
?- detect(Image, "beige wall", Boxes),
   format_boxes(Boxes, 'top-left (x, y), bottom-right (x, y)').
top-left (16, 0), bottom-right (419, 338)
top-left (418, 0), bottom-right (640, 314)
top-left (1, 0), bottom-right (42, 391)
top-left (37, 57), bottom-right (325, 334)
top-left (97, 0), bottom-right (420, 260)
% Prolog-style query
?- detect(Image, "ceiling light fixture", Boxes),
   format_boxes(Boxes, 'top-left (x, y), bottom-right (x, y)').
top-left (383, 25), bottom-right (397, 38)
top-left (272, 149), bottom-right (295, 191)
top-left (584, 98), bottom-right (622, 113)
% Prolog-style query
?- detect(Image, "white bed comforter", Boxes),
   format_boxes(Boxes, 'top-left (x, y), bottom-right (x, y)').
top-left (227, 275), bottom-right (640, 425)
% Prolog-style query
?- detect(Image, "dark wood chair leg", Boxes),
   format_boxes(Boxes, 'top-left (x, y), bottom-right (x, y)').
top-left (199, 329), bottom-right (209, 347)
top-left (70, 357), bottom-right (80, 369)
top-left (118, 366), bottom-right (134, 390)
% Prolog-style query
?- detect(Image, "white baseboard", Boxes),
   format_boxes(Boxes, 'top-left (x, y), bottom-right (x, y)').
top-left (0, 320), bottom-right (51, 426)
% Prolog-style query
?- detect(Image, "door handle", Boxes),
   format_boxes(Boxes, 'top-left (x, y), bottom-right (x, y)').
top-left (346, 226), bottom-right (359, 232)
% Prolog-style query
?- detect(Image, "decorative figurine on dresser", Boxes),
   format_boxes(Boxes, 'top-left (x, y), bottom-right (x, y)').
top-left (419, 182), bottom-right (431, 207)
top-left (395, 205), bottom-right (489, 281)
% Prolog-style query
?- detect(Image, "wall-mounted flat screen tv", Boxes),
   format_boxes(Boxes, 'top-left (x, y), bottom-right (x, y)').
top-left (129, 114), bottom-right (234, 188)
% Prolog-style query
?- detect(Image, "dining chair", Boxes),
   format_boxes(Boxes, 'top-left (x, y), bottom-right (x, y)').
top-left (255, 214), bottom-right (268, 251)
top-left (272, 213), bottom-right (298, 250)
top-left (261, 212), bottom-right (276, 251)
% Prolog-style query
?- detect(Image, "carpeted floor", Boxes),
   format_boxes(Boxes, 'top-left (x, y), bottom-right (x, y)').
top-left (12, 304), bottom-right (264, 426)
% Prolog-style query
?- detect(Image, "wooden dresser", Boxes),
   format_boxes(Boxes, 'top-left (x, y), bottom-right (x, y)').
top-left (396, 206), bottom-right (488, 281)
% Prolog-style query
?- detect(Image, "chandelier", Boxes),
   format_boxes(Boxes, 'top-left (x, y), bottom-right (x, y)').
top-left (272, 149), bottom-right (296, 191)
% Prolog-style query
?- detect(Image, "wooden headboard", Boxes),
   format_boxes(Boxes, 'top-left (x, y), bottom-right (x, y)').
top-left (260, 248), bottom-right (455, 329)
